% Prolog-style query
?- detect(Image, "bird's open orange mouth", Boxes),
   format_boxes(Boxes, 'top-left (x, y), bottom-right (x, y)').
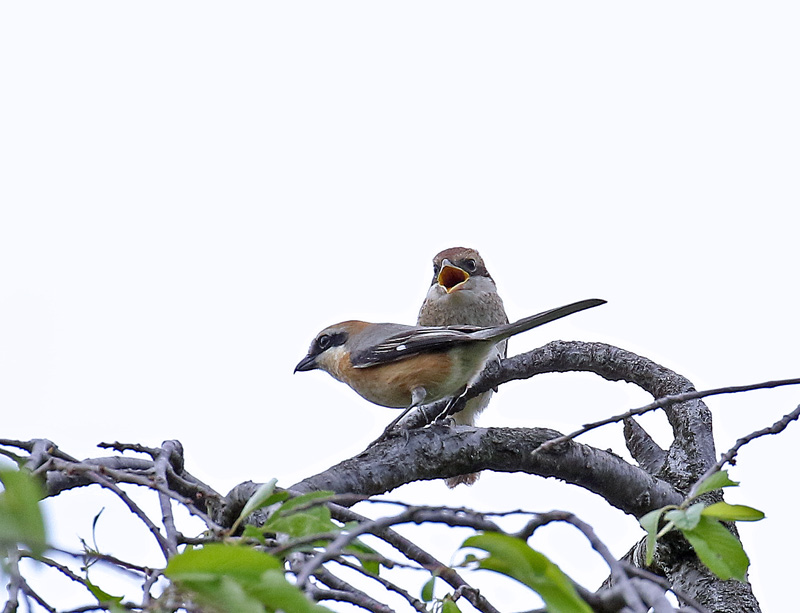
top-left (438, 265), bottom-right (469, 293)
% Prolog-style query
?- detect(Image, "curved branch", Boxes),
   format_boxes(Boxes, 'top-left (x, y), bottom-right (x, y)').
top-left (289, 425), bottom-right (681, 518)
top-left (488, 341), bottom-right (717, 484)
top-left (408, 341), bottom-right (716, 491)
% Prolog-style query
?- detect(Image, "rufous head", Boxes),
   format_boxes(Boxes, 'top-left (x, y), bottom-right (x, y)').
top-left (430, 247), bottom-right (493, 294)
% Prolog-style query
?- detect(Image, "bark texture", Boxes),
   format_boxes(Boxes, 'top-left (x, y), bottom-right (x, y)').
top-left (266, 340), bottom-right (760, 612)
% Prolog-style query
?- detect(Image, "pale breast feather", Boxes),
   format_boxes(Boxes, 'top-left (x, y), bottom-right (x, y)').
top-left (351, 325), bottom-right (482, 368)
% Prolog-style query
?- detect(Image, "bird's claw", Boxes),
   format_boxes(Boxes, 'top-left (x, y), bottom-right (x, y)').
top-left (368, 422), bottom-right (414, 447)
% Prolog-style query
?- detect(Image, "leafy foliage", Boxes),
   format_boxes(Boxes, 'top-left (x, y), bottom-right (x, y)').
top-left (0, 468), bottom-right (47, 557)
top-left (691, 471), bottom-right (739, 497)
top-left (85, 577), bottom-right (127, 613)
top-left (165, 543), bottom-right (331, 613)
top-left (230, 478), bottom-right (283, 534)
top-left (639, 470), bottom-right (764, 582)
top-left (261, 490), bottom-right (340, 538)
top-left (251, 488), bottom-right (381, 576)
top-left (462, 532), bottom-right (592, 613)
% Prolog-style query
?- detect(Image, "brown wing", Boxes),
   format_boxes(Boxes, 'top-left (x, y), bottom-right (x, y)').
top-left (350, 325), bottom-right (481, 368)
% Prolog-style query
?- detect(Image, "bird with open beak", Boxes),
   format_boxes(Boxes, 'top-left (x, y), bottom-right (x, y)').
top-left (295, 299), bottom-right (605, 446)
top-left (418, 247), bottom-right (509, 487)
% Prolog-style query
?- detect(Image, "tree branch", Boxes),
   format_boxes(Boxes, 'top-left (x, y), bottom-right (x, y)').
top-left (624, 418), bottom-right (667, 475)
top-left (410, 341), bottom-right (798, 494)
top-left (219, 481), bottom-right (502, 613)
top-left (688, 403), bottom-right (800, 499)
top-left (289, 425), bottom-right (681, 518)
top-left (332, 557), bottom-right (430, 613)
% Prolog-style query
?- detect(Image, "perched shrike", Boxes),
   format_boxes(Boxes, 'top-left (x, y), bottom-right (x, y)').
top-left (296, 294), bottom-right (606, 484)
top-left (417, 247), bottom-right (510, 486)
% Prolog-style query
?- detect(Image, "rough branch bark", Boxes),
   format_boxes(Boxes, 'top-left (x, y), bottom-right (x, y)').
top-left (281, 341), bottom-right (715, 514)
top-left (4, 340), bottom-right (771, 612)
top-left (277, 340), bottom-right (761, 613)
top-left (462, 340), bottom-right (716, 491)
top-left (288, 425), bottom-right (682, 518)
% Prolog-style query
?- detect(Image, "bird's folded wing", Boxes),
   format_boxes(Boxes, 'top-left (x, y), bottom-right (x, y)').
top-left (351, 325), bottom-right (481, 368)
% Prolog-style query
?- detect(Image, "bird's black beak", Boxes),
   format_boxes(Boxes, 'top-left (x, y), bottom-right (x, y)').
top-left (437, 259), bottom-right (469, 294)
top-left (294, 354), bottom-right (318, 373)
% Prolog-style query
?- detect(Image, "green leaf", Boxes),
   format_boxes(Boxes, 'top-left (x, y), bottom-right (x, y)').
top-left (179, 574), bottom-right (266, 613)
top-left (442, 596), bottom-right (461, 613)
top-left (421, 576), bottom-right (436, 602)
top-left (681, 516), bottom-right (749, 581)
top-left (461, 553), bottom-right (479, 564)
top-left (702, 502), bottom-right (765, 522)
top-left (165, 542), bottom-right (282, 581)
top-left (165, 544), bottom-right (331, 612)
top-left (248, 570), bottom-right (333, 613)
top-left (85, 578), bottom-right (126, 612)
top-left (263, 491), bottom-right (339, 539)
top-left (263, 506), bottom-right (336, 539)
top-left (692, 470), bottom-right (739, 498)
top-left (665, 503), bottom-right (704, 531)
top-left (462, 533), bottom-right (591, 613)
top-left (85, 578), bottom-right (123, 603)
top-left (639, 508), bottom-right (667, 565)
top-left (234, 480), bottom-right (279, 528)
top-left (344, 538), bottom-right (381, 576)
top-left (231, 480), bottom-right (292, 534)
top-left (256, 491), bottom-right (291, 511)
top-left (0, 469), bottom-right (47, 556)
top-left (275, 491), bottom-right (335, 515)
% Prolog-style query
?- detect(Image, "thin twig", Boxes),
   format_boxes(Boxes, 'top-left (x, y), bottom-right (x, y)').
top-left (533, 377), bottom-right (800, 455)
top-left (18, 554), bottom-right (93, 612)
top-left (295, 506), bottom-right (502, 587)
top-left (82, 469), bottom-right (172, 561)
top-left (310, 565), bottom-right (395, 613)
top-left (0, 438), bottom-right (79, 463)
top-left (0, 447), bottom-right (24, 465)
top-left (18, 575), bottom-right (57, 613)
top-left (325, 501), bottom-right (501, 613)
top-left (687, 403), bottom-right (800, 500)
top-left (268, 531), bottom-right (342, 556)
top-left (622, 563), bottom-right (709, 613)
top-left (307, 585), bottom-right (393, 613)
top-left (2, 549), bottom-right (22, 613)
top-left (154, 441), bottom-right (180, 556)
top-left (333, 556), bottom-right (430, 613)
top-left (47, 547), bottom-right (150, 577)
top-left (515, 511), bottom-right (647, 612)
top-left (98, 441), bottom-right (162, 456)
top-left (141, 569), bottom-right (163, 608)
top-left (47, 457), bottom-right (222, 532)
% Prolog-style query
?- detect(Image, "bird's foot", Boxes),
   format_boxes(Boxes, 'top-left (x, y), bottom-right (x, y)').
top-left (431, 414), bottom-right (456, 427)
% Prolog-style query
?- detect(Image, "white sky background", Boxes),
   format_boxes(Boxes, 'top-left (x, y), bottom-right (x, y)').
top-left (1, 2), bottom-right (798, 611)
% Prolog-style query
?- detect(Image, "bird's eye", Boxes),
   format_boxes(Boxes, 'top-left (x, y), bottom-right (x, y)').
top-left (463, 258), bottom-right (477, 272)
top-left (317, 334), bottom-right (331, 350)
